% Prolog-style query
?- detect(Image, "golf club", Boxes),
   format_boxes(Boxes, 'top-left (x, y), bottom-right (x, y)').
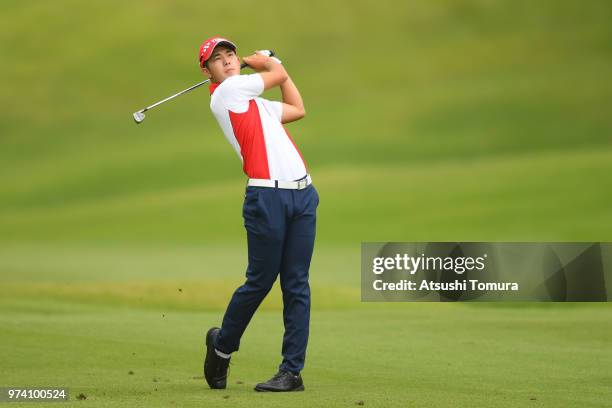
top-left (133, 50), bottom-right (277, 124)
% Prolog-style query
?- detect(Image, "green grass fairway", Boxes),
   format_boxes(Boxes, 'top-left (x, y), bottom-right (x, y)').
top-left (1, 245), bottom-right (611, 407)
top-left (2, 298), bottom-right (611, 407)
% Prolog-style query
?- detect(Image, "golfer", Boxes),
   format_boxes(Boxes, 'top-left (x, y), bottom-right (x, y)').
top-left (199, 36), bottom-right (319, 392)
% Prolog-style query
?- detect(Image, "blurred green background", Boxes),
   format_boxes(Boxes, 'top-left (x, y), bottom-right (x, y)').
top-left (1, 1), bottom-right (611, 406)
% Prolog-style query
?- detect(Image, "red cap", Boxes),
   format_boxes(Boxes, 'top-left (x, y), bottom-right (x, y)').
top-left (199, 36), bottom-right (237, 68)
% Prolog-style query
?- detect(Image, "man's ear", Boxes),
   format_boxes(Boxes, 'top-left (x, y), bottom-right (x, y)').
top-left (201, 65), bottom-right (212, 79)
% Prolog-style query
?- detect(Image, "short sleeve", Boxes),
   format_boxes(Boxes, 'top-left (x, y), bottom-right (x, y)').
top-left (261, 99), bottom-right (283, 122)
top-left (221, 74), bottom-right (264, 107)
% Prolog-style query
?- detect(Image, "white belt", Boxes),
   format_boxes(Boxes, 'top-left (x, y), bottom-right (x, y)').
top-left (247, 174), bottom-right (312, 190)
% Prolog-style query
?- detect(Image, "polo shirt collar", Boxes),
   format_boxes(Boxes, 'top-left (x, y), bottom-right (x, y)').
top-left (209, 82), bottom-right (221, 95)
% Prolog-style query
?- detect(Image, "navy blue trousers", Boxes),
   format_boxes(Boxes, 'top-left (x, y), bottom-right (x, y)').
top-left (214, 181), bottom-right (319, 375)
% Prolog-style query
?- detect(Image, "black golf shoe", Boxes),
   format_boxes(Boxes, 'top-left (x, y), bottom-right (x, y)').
top-left (254, 370), bottom-right (305, 392)
top-left (204, 327), bottom-right (230, 389)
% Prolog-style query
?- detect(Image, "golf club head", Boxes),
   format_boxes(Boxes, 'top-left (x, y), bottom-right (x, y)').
top-left (133, 111), bottom-right (145, 124)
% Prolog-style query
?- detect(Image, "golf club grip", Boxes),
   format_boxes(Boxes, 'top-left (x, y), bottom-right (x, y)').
top-left (240, 50), bottom-right (276, 70)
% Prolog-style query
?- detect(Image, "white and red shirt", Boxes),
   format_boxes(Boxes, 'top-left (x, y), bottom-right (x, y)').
top-left (209, 74), bottom-right (307, 181)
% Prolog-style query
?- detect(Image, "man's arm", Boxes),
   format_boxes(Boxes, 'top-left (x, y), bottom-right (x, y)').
top-left (278, 76), bottom-right (305, 124)
top-left (241, 53), bottom-right (288, 90)
top-left (241, 53), bottom-right (305, 123)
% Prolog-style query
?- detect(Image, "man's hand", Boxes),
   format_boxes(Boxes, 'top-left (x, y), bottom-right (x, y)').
top-left (242, 52), bottom-right (277, 72)
top-left (242, 51), bottom-right (288, 91)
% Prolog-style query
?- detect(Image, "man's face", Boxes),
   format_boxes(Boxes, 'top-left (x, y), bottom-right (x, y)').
top-left (202, 45), bottom-right (240, 83)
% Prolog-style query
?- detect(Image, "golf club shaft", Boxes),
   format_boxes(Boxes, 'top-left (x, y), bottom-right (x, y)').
top-left (138, 62), bottom-right (249, 114)
top-left (133, 51), bottom-right (277, 123)
top-left (140, 79), bottom-right (209, 113)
